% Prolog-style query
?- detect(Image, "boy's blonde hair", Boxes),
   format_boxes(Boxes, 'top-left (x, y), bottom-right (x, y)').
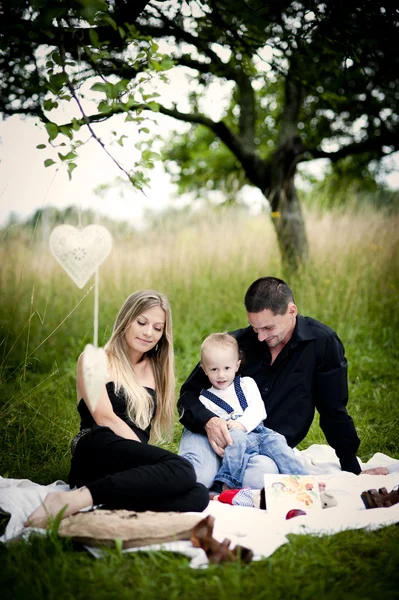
top-left (200, 332), bottom-right (239, 364)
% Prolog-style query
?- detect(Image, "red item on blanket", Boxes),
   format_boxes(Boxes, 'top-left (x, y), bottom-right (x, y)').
top-left (286, 509), bottom-right (307, 520)
top-left (217, 489), bottom-right (241, 505)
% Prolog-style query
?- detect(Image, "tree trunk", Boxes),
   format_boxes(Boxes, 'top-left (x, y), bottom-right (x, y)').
top-left (266, 136), bottom-right (308, 273)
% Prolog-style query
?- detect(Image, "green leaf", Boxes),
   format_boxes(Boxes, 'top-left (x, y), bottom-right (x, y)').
top-left (91, 82), bottom-right (108, 93)
top-left (129, 171), bottom-right (147, 189)
top-left (147, 102), bottom-right (159, 112)
top-left (88, 28), bottom-right (99, 47)
top-left (59, 126), bottom-right (73, 140)
top-left (67, 162), bottom-right (77, 179)
top-left (50, 51), bottom-right (62, 66)
top-left (58, 151), bottom-right (77, 162)
top-left (114, 79), bottom-right (129, 95)
top-left (49, 72), bottom-right (68, 92)
top-left (101, 14), bottom-right (117, 30)
top-left (45, 122), bottom-right (59, 141)
top-left (36, 144), bottom-right (46, 150)
top-left (116, 135), bottom-right (127, 147)
top-left (44, 158), bottom-right (56, 167)
top-left (71, 118), bottom-right (81, 131)
top-left (142, 150), bottom-right (160, 161)
top-left (43, 99), bottom-right (58, 111)
top-left (98, 101), bottom-right (112, 114)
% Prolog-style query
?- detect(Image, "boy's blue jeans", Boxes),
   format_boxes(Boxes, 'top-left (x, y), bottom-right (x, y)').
top-left (215, 424), bottom-right (308, 489)
top-left (178, 427), bottom-right (279, 489)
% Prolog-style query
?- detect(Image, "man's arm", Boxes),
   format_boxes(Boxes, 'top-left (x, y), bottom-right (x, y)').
top-left (314, 332), bottom-right (361, 474)
top-left (178, 362), bottom-right (233, 455)
top-left (178, 361), bottom-right (219, 433)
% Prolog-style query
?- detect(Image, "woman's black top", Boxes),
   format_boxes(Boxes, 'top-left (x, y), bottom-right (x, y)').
top-left (77, 381), bottom-right (157, 443)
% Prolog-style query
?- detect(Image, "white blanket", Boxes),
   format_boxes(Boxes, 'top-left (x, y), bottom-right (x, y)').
top-left (1, 444), bottom-right (399, 569)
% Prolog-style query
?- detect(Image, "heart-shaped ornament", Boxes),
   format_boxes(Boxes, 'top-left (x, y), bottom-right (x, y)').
top-left (82, 344), bottom-right (109, 412)
top-left (49, 224), bottom-right (113, 288)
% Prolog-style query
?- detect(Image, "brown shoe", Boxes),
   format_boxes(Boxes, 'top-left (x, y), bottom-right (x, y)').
top-left (361, 486), bottom-right (399, 509)
top-left (191, 515), bottom-right (253, 564)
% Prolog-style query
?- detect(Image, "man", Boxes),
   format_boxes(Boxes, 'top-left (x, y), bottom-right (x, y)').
top-left (178, 277), bottom-right (386, 489)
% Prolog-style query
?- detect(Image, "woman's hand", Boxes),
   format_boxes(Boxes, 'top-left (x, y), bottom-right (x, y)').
top-left (77, 353), bottom-right (141, 442)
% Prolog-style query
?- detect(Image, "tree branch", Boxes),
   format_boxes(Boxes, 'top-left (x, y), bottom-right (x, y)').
top-left (56, 99), bottom-right (270, 190)
top-left (177, 53), bottom-right (237, 80)
top-left (308, 131), bottom-right (399, 163)
top-left (278, 59), bottom-right (303, 144)
top-left (236, 67), bottom-right (256, 152)
top-left (59, 43), bottom-right (133, 182)
top-left (136, 18), bottom-right (229, 70)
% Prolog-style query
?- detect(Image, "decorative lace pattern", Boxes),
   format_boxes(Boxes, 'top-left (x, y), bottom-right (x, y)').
top-left (49, 224), bottom-right (113, 289)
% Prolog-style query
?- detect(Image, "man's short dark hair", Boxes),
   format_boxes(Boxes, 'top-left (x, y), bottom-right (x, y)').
top-left (244, 277), bottom-right (295, 315)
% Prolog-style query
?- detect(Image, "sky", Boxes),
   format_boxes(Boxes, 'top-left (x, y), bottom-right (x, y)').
top-left (0, 59), bottom-right (240, 229)
top-left (1, 43), bottom-right (398, 230)
top-left (0, 112), bottom-right (178, 229)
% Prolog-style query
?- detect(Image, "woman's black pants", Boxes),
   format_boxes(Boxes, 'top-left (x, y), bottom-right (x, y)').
top-left (68, 426), bottom-right (209, 513)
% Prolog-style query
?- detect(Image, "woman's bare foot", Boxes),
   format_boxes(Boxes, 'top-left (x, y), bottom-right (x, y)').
top-left (360, 467), bottom-right (389, 476)
top-left (24, 487), bottom-right (93, 529)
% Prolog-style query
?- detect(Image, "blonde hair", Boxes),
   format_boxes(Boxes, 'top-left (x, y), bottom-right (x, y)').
top-left (200, 332), bottom-right (239, 364)
top-left (105, 290), bottom-right (175, 442)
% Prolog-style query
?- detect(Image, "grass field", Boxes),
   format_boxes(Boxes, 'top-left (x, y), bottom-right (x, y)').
top-left (1, 204), bottom-right (399, 599)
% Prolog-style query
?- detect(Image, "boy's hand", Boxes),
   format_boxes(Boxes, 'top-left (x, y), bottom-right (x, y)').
top-left (227, 421), bottom-right (246, 431)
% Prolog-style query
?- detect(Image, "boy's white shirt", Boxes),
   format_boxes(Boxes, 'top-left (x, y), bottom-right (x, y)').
top-left (199, 376), bottom-right (266, 433)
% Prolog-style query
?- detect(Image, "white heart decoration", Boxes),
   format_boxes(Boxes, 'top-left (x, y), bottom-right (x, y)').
top-left (82, 344), bottom-right (109, 412)
top-left (49, 224), bottom-right (113, 289)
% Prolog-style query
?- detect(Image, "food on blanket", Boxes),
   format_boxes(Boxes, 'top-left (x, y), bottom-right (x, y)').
top-left (285, 509), bottom-right (307, 519)
top-left (58, 509), bottom-right (204, 548)
top-left (361, 486), bottom-right (399, 509)
top-left (191, 515), bottom-right (253, 564)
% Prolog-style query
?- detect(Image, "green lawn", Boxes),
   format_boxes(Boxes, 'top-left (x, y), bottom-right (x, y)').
top-left (1, 205), bottom-right (398, 599)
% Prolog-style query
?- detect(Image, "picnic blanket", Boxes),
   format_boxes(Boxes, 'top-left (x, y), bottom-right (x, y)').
top-left (1, 444), bottom-right (399, 569)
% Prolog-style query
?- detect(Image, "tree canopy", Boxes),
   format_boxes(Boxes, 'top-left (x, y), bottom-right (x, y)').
top-left (1, 0), bottom-right (398, 268)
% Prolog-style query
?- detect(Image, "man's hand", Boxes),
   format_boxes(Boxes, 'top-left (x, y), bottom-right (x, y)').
top-left (205, 417), bottom-right (233, 457)
top-left (227, 421), bottom-right (246, 431)
top-left (360, 467), bottom-right (389, 475)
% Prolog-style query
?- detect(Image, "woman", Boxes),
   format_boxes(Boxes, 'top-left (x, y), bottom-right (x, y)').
top-left (26, 290), bottom-right (209, 528)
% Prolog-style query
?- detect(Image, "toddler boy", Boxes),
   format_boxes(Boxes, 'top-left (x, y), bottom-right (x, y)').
top-left (199, 333), bottom-right (308, 495)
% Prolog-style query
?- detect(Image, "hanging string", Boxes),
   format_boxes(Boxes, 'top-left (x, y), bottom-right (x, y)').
top-left (92, 193), bottom-right (102, 347)
top-left (77, 202), bottom-right (82, 229)
top-left (93, 268), bottom-right (99, 347)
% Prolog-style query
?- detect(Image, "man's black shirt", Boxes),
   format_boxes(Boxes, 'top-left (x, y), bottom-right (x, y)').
top-left (178, 315), bottom-right (361, 474)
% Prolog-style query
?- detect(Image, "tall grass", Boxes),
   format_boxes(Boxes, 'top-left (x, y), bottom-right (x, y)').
top-left (0, 204), bottom-right (398, 477)
top-left (0, 204), bottom-right (398, 599)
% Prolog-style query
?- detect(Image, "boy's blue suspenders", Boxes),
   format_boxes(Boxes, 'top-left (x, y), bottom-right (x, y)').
top-left (200, 377), bottom-right (248, 415)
